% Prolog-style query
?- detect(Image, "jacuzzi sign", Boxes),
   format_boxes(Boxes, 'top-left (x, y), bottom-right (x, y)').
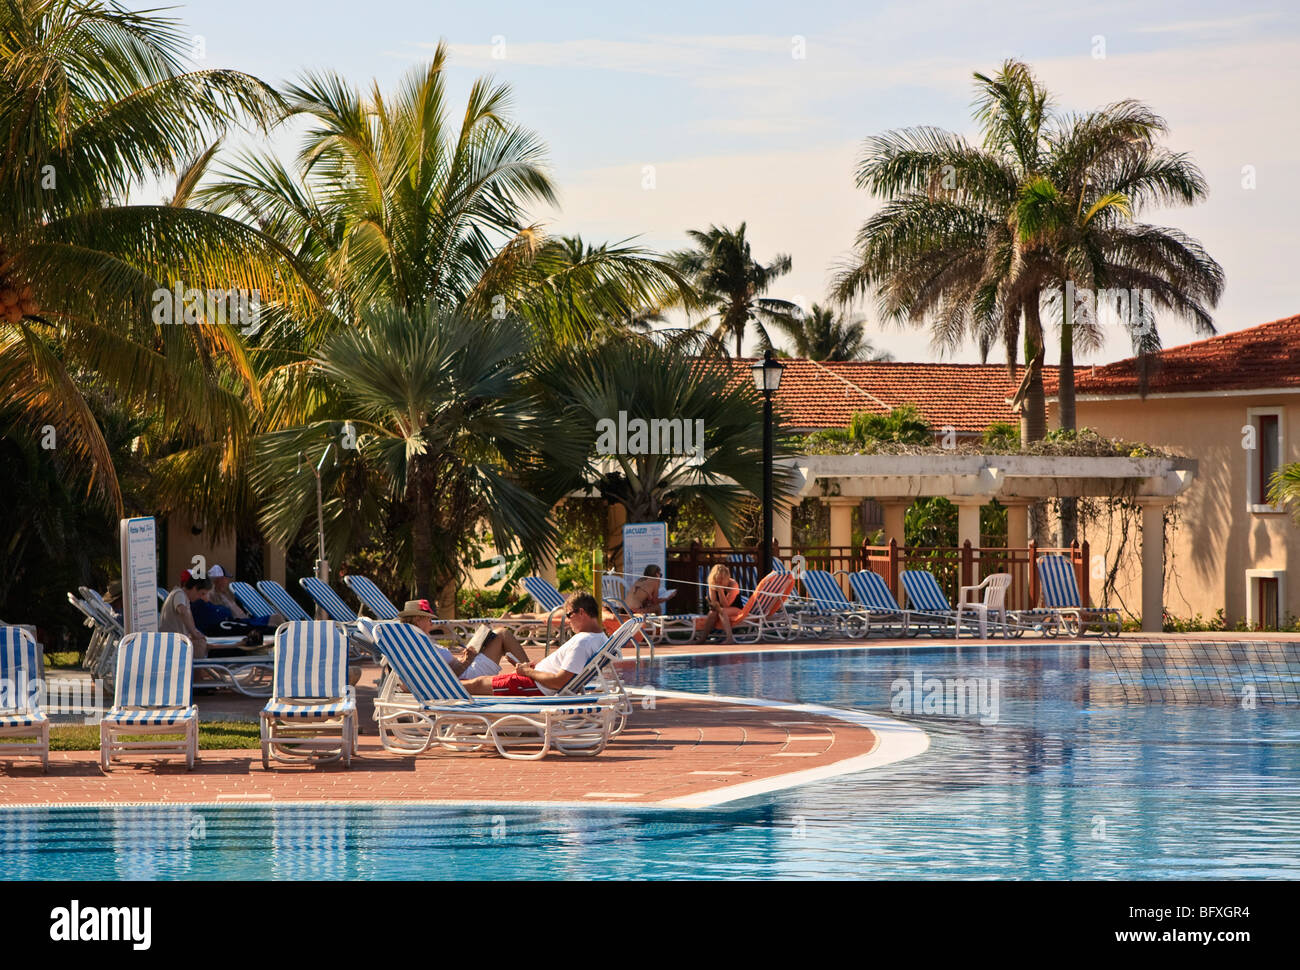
top-left (890, 670), bottom-right (1000, 725)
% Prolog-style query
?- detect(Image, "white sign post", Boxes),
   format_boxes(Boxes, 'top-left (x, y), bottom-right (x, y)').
top-left (119, 516), bottom-right (159, 635)
top-left (622, 521), bottom-right (667, 590)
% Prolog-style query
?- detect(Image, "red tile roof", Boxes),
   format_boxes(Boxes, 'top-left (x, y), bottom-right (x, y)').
top-left (1066, 314), bottom-right (1300, 396)
top-left (728, 359), bottom-right (1050, 433)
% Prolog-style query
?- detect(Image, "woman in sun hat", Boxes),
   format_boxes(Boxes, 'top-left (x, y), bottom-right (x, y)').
top-left (397, 599), bottom-right (526, 680)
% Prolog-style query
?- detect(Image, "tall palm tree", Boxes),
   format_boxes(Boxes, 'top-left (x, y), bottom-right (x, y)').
top-left (671, 223), bottom-right (798, 356)
top-left (769, 304), bottom-right (893, 361)
top-left (532, 332), bottom-right (795, 541)
top-left (834, 60), bottom-right (1223, 457)
top-left (0, 0), bottom-right (313, 513)
top-left (833, 61), bottom-right (1055, 440)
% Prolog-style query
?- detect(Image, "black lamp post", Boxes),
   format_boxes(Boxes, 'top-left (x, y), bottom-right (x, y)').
top-left (751, 350), bottom-right (784, 576)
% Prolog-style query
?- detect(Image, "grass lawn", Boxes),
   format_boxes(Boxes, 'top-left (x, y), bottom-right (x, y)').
top-left (33, 721), bottom-right (262, 751)
top-left (44, 651), bottom-right (84, 670)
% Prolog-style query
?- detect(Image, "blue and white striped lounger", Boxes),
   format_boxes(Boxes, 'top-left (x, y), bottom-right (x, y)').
top-left (260, 621), bottom-right (357, 768)
top-left (100, 632), bottom-right (198, 771)
top-left (848, 570), bottom-right (930, 636)
top-left (0, 626), bottom-right (49, 770)
top-left (255, 580), bottom-right (312, 622)
top-left (1032, 555), bottom-right (1121, 637)
top-left (342, 575), bottom-right (401, 620)
top-left (899, 570), bottom-right (964, 636)
top-left (372, 619), bottom-right (636, 759)
top-left (230, 581), bottom-right (278, 618)
top-left (298, 576), bottom-right (380, 659)
top-left (793, 569), bottom-right (872, 638)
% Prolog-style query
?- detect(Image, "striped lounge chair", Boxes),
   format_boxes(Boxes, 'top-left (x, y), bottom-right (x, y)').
top-left (230, 581), bottom-right (280, 619)
top-left (899, 570), bottom-right (966, 636)
top-left (848, 570), bottom-right (931, 636)
top-left (792, 569), bottom-right (872, 638)
top-left (0, 626), bottom-right (49, 770)
top-left (342, 575), bottom-right (401, 620)
top-left (299, 576), bottom-right (379, 659)
top-left (1034, 555), bottom-right (1121, 637)
top-left (100, 632), bottom-right (198, 771)
top-left (255, 580), bottom-right (312, 622)
top-left (371, 620), bottom-right (631, 760)
top-left (260, 621), bottom-right (357, 768)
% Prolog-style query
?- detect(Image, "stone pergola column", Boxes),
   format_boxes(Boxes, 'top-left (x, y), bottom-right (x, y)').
top-left (954, 497), bottom-right (988, 550)
top-left (1004, 501), bottom-right (1030, 550)
top-left (825, 497), bottom-right (857, 551)
top-left (1139, 499), bottom-right (1168, 633)
top-left (878, 499), bottom-right (909, 547)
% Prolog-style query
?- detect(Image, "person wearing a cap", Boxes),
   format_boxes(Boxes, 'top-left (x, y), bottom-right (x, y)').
top-left (208, 564), bottom-right (284, 627)
top-left (398, 599), bottom-right (525, 679)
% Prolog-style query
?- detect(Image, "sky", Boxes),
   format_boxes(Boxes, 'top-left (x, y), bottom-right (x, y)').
top-left (148, 0), bottom-right (1300, 363)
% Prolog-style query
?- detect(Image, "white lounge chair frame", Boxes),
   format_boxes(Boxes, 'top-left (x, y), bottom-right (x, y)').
top-left (0, 627), bottom-right (49, 770)
top-left (100, 632), bottom-right (198, 771)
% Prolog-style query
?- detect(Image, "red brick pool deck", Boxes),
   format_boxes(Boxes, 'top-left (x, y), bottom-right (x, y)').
top-left (4, 630), bottom-right (1249, 807)
top-left (0, 642), bottom-right (899, 808)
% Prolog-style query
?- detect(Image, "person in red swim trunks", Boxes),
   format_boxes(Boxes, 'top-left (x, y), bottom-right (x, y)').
top-left (462, 591), bottom-right (611, 696)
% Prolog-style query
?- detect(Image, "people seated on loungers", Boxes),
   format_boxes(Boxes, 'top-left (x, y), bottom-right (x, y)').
top-left (462, 592), bottom-right (607, 696)
top-left (624, 564), bottom-right (667, 613)
top-left (208, 564), bottom-right (285, 627)
top-left (188, 575), bottom-right (274, 642)
top-left (159, 573), bottom-right (210, 657)
top-left (697, 563), bottom-right (742, 644)
top-left (398, 599), bottom-right (525, 679)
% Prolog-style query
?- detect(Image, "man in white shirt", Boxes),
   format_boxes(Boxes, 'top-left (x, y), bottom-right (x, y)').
top-left (463, 592), bottom-right (610, 696)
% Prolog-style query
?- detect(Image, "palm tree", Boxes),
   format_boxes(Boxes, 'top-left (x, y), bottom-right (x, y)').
top-left (769, 304), bottom-right (893, 361)
top-left (834, 60), bottom-right (1223, 458)
top-left (671, 223), bottom-right (798, 356)
top-left (532, 332), bottom-right (795, 541)
top-left (252, 305), bottom-right (577, 602)
top-left (833, 61), bottom-right (1055, 440)
top-left (1269, 464), bottom-right (1300, 521)
top-left (0, 0), bottom-right (313, 513)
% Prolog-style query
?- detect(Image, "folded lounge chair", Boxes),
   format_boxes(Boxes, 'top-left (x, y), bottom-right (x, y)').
top-left (0, 626), bottom-right (48, 770)
top-left (371, 620), bottom-right (630, 760)
top-left (260, 621), bottom-right (357, 768)
top-left (1032, 555), bottom-right (1121, 637)
top-left (100, 632), bottom-right (198, 771)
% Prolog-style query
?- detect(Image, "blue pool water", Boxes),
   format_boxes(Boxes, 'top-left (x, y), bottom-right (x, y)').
top-left (3, 642), bottom-right (1299, 879)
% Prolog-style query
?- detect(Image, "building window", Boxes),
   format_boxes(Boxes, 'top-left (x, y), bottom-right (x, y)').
top-left (1246, 408), bottom-right (1285, 512)
top-left (1246, 570), bottom-right (1285, 631)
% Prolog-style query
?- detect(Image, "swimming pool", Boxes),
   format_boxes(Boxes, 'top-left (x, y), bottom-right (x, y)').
top-left (3, 641), bottom-right (1298, 879)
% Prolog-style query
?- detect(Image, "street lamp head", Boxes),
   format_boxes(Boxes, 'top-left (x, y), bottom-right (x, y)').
top-left (751, 350), bottom-right (784, 394)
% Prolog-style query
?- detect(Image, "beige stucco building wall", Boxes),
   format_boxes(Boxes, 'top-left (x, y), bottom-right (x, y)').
top-left (1068, 392), bottom-right (1300, 625)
